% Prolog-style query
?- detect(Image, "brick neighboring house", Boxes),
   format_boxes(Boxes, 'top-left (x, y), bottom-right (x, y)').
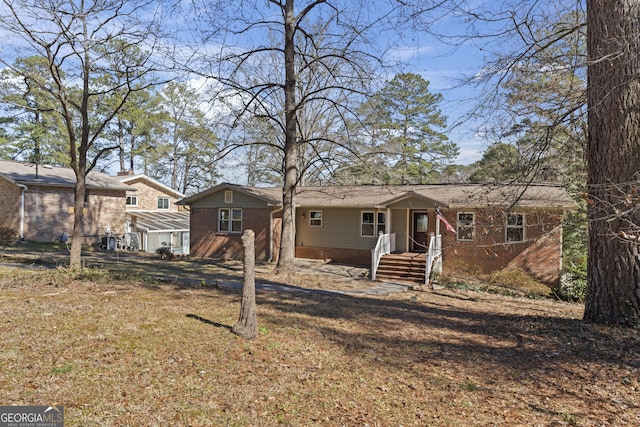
top-left (179, 182), bottom-right (576, 286)
top-left (0, 159), bottom-right (133, 244)
top-left (115, 172), bottom-right (190, 255)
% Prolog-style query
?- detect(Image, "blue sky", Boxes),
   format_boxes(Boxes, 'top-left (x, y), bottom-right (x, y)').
top-left (404, 48), bottom-right (486, 165)
top-left (0, 0), bottom-right (490, 182)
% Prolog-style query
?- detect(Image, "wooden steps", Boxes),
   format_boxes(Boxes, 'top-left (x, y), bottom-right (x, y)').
top-left (375, 253), bottom-right (427, 284)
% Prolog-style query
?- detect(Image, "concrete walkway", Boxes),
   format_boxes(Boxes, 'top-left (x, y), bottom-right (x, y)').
top-left (253, 258), bottom-right (411, 296)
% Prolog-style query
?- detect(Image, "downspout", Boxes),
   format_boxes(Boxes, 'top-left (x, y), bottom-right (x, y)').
top-left (269, 206), bottom-right (284, 262)
top-left (17, 183), bottom-right (27, 240)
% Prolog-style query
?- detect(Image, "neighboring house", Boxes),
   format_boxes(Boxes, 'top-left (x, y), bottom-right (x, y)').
top-left (178, 182), bottom-right (576, 286)
top-left (115, 172), bottom-right (190, 255)
top-left (0, 159), bottom-right (133, 244)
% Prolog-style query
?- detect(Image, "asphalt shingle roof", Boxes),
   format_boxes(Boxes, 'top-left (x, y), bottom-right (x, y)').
top-left (0, 159), bottom-right (133, 191)
top-left (180, 182), bottom-right (576, 209)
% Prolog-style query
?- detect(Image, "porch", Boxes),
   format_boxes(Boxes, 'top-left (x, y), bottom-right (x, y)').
top-left (371, 232), bottom-right (442, 285)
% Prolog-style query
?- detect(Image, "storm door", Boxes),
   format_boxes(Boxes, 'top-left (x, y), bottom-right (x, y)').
top-left (411, 212), bottom-right (429, 252)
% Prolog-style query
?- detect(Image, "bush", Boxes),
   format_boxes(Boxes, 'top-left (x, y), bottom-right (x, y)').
top-left (156, 246), bottom-right (174, 260)
top-left (556, 255), bottom-right (587, 303)
top-left (0, 227), bottom-right (17, 246)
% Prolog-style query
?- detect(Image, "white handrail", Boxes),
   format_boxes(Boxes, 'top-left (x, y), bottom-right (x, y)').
top-left (371, 232), bottom-right (396, 280)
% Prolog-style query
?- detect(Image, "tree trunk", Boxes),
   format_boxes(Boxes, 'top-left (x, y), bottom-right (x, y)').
top-left (276, 0), bottom-right (298, 277)
top-left (233, 229), bottom-right (258, 340)
top-left (118, 118), bottom-right (126, 172)
top-left (69, 169), bottom-right (86, 269)
top-left (584, 0), bottom-right (640, 325)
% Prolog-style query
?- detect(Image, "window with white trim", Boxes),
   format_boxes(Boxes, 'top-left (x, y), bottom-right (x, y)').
top-left (309, 211), bottom-right (322, 227)
top-left (126, 196), bottom-right (138, 207)
top-left (506, 213), bottom-right (525, 242)
top-left (361, 211), bottom-right (386, 237)
top-left (377, 212), bottom-right (386, 235)
top-left (157, 197), bottom-right (170, 210)
top-left (457, 212), bottom-right (474, 241)
top-left (219, 208), bottom-right (242, 233)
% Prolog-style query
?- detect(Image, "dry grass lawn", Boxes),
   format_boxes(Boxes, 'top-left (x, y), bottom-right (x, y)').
top-left (0, 250), bottom-right (639, 426)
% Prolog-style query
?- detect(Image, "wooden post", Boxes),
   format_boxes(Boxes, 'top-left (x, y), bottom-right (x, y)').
top-left (232, 229), bottom-right (258, 340)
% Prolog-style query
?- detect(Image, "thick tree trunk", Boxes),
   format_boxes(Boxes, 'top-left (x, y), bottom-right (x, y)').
top-left (584, 0), bottom-right (640, 325)
top-left (276, 0), bottom-right (298, 277)
top-left (233, 229), bottom-right (258, 340)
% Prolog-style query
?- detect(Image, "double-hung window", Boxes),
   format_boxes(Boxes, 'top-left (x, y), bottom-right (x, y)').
top-left (309, 211), bottom-right (322, 227)
top-left (219, 208), bottom-right (242, 233)
top-left (506, 213), bottom-right (525, 242)
top-left (361, 211), bottom-right (386, 237)
top-left (126, 196), bottom-right (138, 207)
top-left (157, 197), bottom-right (170, 210)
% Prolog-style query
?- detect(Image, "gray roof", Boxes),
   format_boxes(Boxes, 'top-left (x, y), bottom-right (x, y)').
top-left (178, 182), bottom-right (282, 206)
top-left (115, 174), bottom-right (185, 199)
top-left (180, 182), bottom-right (576, 209)
top-left (0, 159), bottom-right (133, 191)
top-left (127, 211), bottom-right (189, 232)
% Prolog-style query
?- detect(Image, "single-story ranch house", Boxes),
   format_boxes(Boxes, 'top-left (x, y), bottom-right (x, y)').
top-left (178, 182), bottom-right (576, 286)
top-left (0, 159), bottom-right (134, 244)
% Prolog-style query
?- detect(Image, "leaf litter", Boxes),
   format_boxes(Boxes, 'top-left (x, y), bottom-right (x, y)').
top-left (0, 254), bottom-right (638, 426)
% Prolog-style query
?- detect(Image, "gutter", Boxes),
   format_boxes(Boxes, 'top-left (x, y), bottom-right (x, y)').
top-left (17, 183), bottom-right (27, 240)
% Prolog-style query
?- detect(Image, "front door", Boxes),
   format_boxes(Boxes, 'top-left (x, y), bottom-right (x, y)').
top-left (412, 212), bottom-right (429, 252)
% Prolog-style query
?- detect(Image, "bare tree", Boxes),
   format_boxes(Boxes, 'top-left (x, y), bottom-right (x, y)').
top-left (0, 0), bottom-right (165, 267)
top-left (407, 0), bottom-right (640, 324)
top-left (186, 0), bottom-right (407, 276)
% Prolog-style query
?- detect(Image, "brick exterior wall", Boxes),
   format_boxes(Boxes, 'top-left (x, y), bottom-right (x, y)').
top-left (189, 207), bottom-right (276, 261)
top-left (0, 178), bottom-right (22, 234)
top-left (187, 201), bottom-right (565, 286)
top-left (22, 186), bottom-right (75, 242)
top-left (1, 185), bottom-right (127, 244)
top-left (297, 207), bottom-right (565, 286)
top-left (125, 180), bottom-right (182, 211)
top-left (84, 190), bottom-right (128, 241)
top-left (439, 208), bottom-right (565, 286)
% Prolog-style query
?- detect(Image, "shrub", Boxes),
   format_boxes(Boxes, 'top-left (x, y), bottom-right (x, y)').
top-left (156, 246), bottom-right (174, 260)
top-left (556, 255), bottom-right (587, 303)
top-left (0, 227), bottom-right (17, 246)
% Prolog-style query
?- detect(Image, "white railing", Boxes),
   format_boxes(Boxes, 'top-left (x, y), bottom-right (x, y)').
top-left (371, 232), bottom-right (396, 280)
top-left (425, 233), bottom-right (442, 286)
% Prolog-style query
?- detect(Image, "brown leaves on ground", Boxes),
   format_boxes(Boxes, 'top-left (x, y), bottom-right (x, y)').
top-left (0, 264), bottom-right (638, 426)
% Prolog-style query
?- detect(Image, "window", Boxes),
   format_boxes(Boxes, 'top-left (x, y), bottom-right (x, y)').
top-left (219, 208), bottom-right (242, 233)
top-left (506, 213), bottom-right (525, 242)
top-left (361, 211), bottom-right (386, 237)
top-left (457, 213), bottom-right (474, 241)
top-left (126, 196), bottom-right (138, 207)
top-left (224, 191), bottom-right (233, 203)
top-left (309, 211), bottom-right (322, 227)
top-left (377, 212), bottom-right (387, 235)
top-left (157, 197), bottom-right (170, 210)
